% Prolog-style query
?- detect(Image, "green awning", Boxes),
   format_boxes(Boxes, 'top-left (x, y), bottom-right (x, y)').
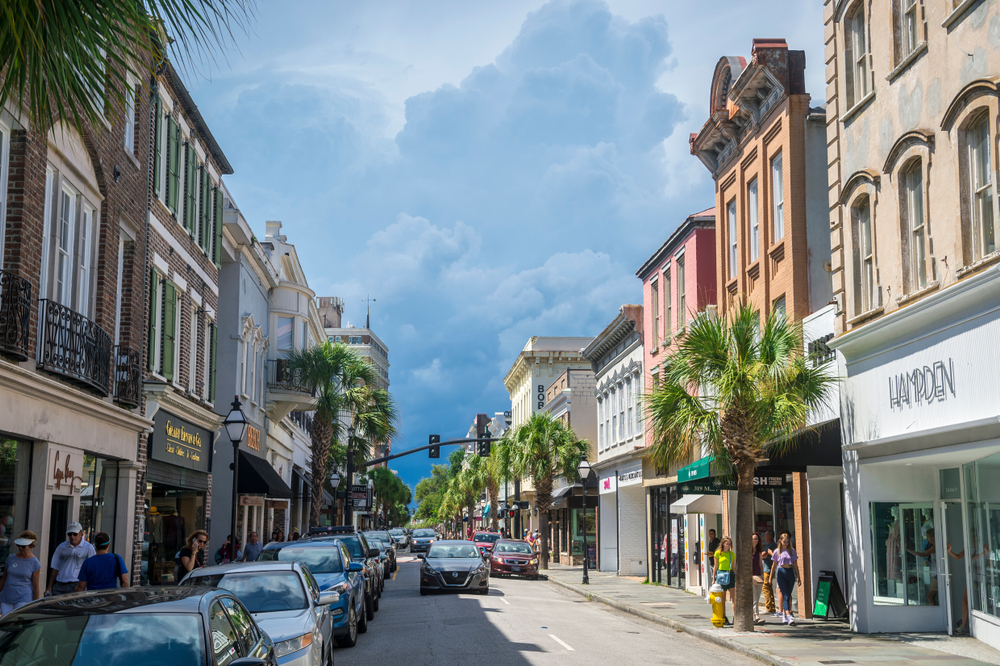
top-left (677, 455), bottom-right (715, 482)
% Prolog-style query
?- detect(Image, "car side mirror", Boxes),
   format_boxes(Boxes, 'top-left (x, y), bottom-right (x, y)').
top-left (348, 562), bottom-right (364, 572)
top-left (318, 590), bottom-right (339, 606)
top-left (368, 548), bottom-right (380, 558)
top-left (416, 553), bottom-right (425, 560)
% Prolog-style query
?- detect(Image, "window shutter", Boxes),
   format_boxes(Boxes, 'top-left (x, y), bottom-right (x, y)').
top-left (166, 118), bottom-right (179, 213)
top-left (213, 187), bottom-right (223, 266)
top-left (153, 97), bottom-right (162, 197)
top-left (201, 169), bottom-right (211, 252)
top-left (162, 282), bottom-right (177, 381)
top-left (186, 147), bottom-right (197, 236)
top-left (147, 268), bottom-right (158, 371)
top-left (209, 322), bottom-right (217, 403)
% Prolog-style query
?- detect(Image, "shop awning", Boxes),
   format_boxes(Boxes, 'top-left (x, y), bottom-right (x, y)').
top-left (238, 451), bottom-right (293, 498)
top-left (677, 455), bottom-right (716, 482)
top-left (550, 483), bottom-right (581, 508)
top-left (671, 493), bottom-right (773, 514)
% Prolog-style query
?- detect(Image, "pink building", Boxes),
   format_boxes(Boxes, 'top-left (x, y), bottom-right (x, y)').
top-left (636, 208), bottom-right (717, 450)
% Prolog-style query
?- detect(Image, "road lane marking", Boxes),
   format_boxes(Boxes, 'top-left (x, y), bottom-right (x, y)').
top-left (393, 568), bottom-right (398, 581)
top-left (500, 598), bottom-right (510, 605)
top-left (549, 634), bottom-right (574, 651)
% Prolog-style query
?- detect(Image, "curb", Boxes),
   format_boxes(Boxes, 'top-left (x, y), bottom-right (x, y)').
top-left (546, 577), bottom-right (793, 666)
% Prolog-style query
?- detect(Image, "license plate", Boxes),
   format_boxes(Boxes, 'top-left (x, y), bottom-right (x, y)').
top-left (512, 566), bottom-right (521, 571)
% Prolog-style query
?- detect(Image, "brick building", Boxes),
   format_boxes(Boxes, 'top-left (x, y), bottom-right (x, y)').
top-left (689, 40), bottom-right (842, 616)
top-left (139, 62), bottom-right (231, 583)
top-left (0, 59), bottom-right (153, 585)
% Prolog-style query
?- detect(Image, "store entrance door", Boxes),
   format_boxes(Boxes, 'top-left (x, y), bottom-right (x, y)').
top-left (48, 497), bottom-right (69, 567)
top-left (940, 500), bottom-right (966, 635)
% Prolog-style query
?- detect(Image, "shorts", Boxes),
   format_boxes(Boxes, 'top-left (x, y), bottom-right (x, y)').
top-left (52, 581), bottom-right (79, 596)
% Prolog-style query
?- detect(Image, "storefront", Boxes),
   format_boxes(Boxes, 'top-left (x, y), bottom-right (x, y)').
top-left (597, 458), bottom-right (645, 575)
top-left (141, 409), bottom-right (212, 584)
top-left (833, 268), bottom-right (1000, 646)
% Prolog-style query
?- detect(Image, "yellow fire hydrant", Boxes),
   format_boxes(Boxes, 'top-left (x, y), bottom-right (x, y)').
top-left (710, 584), bottom-right (726, 627)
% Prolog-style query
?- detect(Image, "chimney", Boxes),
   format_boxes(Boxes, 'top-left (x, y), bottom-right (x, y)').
top-left (318, 297), bottom-right (345, 328)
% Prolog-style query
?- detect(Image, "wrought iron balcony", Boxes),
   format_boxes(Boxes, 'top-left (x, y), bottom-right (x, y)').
top-left (268, 358), bottom-right (313, 395)
top-left (0, 270), bottom-right (32, 361)
top-left (113, 345), bottom-right (141, 408)
top-left (36, 300), bottom-right (112, 395)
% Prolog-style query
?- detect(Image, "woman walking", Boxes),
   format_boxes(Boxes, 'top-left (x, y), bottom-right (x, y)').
top-left (751, 533), bottom-right (765, 625)
top-left (713, 536), bottom-right (735, 625)
top-left (0, 531), bottom-right (41, 615)
top-left (774, 532), bottom-right (801, 625)
top-left (175, 530), bottom-right (209, 583)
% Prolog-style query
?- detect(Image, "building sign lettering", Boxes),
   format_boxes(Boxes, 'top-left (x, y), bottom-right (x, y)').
top-left (246, 426), bottom-right (261, 452)
top-left (150, 410), bottom-right (212, 473)
top-left (537, 384), bottom-right (545, 409)
top-left (49, 450), bottom-right (82, 492)
top-left (618, 470), bottom-right (643, 487)
top-left (889, 358), bottom-right (955, 410)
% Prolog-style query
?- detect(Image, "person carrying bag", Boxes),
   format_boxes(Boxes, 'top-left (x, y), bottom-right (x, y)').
top-left (713, 536), bottom-right (735, 626)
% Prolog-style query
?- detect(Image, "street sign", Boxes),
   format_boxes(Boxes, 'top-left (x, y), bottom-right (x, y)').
top-left (351, 484), bottom-right (370, 509)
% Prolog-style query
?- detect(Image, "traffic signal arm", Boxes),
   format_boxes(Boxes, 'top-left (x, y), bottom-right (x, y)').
top-left (362, 437), bottom-right (502, 467)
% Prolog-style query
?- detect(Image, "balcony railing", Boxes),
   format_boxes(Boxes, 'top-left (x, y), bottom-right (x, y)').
top-left (268, 358), bottom-right (313, 395)
top-left (290, 410), bottom-right (314, 433)
top-left (0, 270), bottom-right (32, 361)
top-left (36, 299), bottom-right (112, 395)
top-left (113, 345), bottom-right (141, 408)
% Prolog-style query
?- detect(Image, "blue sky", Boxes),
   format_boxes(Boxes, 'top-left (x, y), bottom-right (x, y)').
top-left (185, 0), bottom-right (824, 505)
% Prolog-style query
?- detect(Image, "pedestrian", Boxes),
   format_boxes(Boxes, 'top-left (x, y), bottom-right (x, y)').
top-left (214, 535), bottom-right (241, 564)
top-left (751, 533), bottom-right (765, 625)
top-left (774, 532), bottom-right (801, 625)
top-left (75, 532), bottom-right (129, 591)
top-left (946, 539), bottom-right (988, 634)
top-left (45, 522), bottom-right (96, 596)
top-left (906, 528), bottom-right (939, 606)
top-left (761, 529), bottom-right (778, 615)
top-left (175, 530), bottom-right (209, 583)
top-left (0, 531), bottom-right (41, 614)
top-left (242, 532), bottom-right (263, 562)
top-left (713, 536), bottom-right (735, 625)
top-left (290, 528), bottom-right (300, 541)
top-left (706, 529), bottom-right (720, 571)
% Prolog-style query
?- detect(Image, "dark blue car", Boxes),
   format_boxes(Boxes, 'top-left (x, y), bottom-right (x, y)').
top-left (258, 539), bottom-right (367, 648)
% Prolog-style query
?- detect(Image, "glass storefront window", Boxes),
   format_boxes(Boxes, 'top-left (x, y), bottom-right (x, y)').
top-left (0, 439), bottom-right (32, 569)
top-left (142, 482), bottom-right (206, 585)
top-left (571, 508), bottom-right (596, 567)
top-left (870, 502), bottom-right (936, 606)
top-left (963, 453), bottom-right (1000, 617)
top-left (79, 455), bottom-right (120, 547)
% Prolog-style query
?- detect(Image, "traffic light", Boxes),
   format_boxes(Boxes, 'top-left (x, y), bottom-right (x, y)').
top-left (428, 434), bottom-right (440, 458)
top-left (508, 508), bottom-right (516, 519)
top-left (476, 413), bottom-right (490, 457)
top-left (477, 439), bottom-right (491, 457)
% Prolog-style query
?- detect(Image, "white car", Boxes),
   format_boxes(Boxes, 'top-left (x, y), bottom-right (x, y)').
top-left (182, 560), bottom-right (338, 666)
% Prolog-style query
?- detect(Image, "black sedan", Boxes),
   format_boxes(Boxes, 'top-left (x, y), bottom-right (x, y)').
top-left (410, 528), bottom-right (437, 553)
top-left (0, 586), bottom-right (275, 666)
top-left (419, 541), bottom-right (490, 596)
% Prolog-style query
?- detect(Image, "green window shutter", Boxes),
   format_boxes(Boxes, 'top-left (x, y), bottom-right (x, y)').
top-left (152, 97), bottom-right (162, 197)
top-left (166, 118), bottom-right (179, 213)
top-left (201, 169), bottom-right (211, 252)
top-left (147, 268), bottom-right (158, 372)
top-left (186, 147), bottom-right (197, 236)
top-left (162, 282), bottom-right (177, 381)
top-left (209, 323), bottom-right (217, 403)
top-left (213, 186), bottom-right (223, 266)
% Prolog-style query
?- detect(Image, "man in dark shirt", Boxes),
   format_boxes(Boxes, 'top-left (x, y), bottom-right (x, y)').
top-left (76, 533), bottom-right (128, 591)
top-left (707, 529), bottom-right (720, 570)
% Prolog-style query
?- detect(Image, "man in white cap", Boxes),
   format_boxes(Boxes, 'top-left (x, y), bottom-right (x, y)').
top-left (45, 522), bottom-right (96, 596)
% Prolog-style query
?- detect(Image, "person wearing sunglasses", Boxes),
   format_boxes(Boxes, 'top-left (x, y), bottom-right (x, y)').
top-left (0, 531), bottom-right (41, 614)
top-left (45, 522), bottom-right (96, 597)
top-left (174, 530), bottom-right (209, 584)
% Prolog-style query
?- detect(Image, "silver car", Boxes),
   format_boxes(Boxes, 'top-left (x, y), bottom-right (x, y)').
top-left (182, 560), bottom-right (337, 666)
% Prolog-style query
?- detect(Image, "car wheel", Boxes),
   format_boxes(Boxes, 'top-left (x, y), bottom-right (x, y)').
top-left (358, 597), bottom-right (369, 634)
top-left (373, 592), bottom-right (380, 612)
top-left (419, 587), bottom-right (428, 596)
top-left (479, 587), bottom-right (489, 596)
top-left (338, 603), bottom-right (359, 647)
top-left (365, 592), bottom-right (375, 621)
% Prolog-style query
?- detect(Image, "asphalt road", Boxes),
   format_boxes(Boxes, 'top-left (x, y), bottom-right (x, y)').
top-left (333, 551), bottom-right (758, 666)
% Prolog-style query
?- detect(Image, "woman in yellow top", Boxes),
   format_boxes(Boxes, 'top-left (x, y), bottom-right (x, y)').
top-left (713, 536), bottom-right (735, 626)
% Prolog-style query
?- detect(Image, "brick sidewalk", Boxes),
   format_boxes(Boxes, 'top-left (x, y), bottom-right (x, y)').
top-left (542, 564), bottom-right (1000, 666)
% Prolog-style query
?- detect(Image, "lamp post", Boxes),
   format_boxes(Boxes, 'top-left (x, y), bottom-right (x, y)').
top-left (330, 471), bottom-right (341, 527)
top-left (577, 458), bottom-right (593, 585)
top-left (223, 396), bottom-right (249, 562)
top-left (344, 425), bottom-right (356, 528)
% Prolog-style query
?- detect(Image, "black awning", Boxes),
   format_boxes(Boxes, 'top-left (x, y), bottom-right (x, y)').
top-left (238, 451), bottom-right (293, 498)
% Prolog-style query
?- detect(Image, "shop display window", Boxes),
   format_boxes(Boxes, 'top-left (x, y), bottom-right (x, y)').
top-left (963, 453), bottom-right (1000, 617)
top-left (142, 482), bottom-right (205, 585)
top-left (570, 507), bottom-right (596, 567)
top-left (0, 439), bottom-right (32, 568)
top-left (79, 455), bottom-right (120, 547)
top-left (870, 502), bottom-right (936, 606)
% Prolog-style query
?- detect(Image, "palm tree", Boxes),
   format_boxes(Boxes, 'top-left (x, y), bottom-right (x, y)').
top-left (646, 303), bottom-right (836, 633)
top-left (507, 413), bottom-right (588, 569)
top-left (2, 0), bottom-right (253, 131)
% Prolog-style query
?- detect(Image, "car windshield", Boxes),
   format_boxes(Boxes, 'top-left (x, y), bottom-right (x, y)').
top-left (474, 533), bottom-right (501, 544)
top-left (389, 529), bottom-right (404, 536)
top-left (257, 546), bottom-right (344, 573)
top-left (495, 543), bottom-right (534, 555)
top-left (413, 529), bottom-right (435, 538)
top-left (0, 614), bottom-right (205, 665)
top-left (427, 544), bottom-right (480, 559)
top-left (185, 572), bottom-right (309, 612)
top-left (365, 532), bottom-right (391, 542)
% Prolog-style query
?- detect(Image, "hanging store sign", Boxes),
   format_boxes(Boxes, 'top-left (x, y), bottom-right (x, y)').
top-left (150, 410), bottom-right (212, 473)
top-left (239, 496), bottom-right (264, 507)
top-left (618, 469), bottom-right (643, 487)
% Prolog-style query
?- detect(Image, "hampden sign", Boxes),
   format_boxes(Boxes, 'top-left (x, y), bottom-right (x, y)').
top-left (888, 358), bottom-right (956, 410)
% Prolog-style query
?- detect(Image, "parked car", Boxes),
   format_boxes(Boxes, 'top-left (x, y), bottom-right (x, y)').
top-left (473, 531), bottom-right (502, 557)
top-left (410, 528), bottom-right (437, 553)
top-left (309, 532), bottom-right (382, 621)
top-left (418, 540), bottom-right (490, 596)
top-left (388, 528), bottom-right (409, 549)
top-left (364, 536), bottom-right (396, 576)
top-left (0, 586), bottom-right (276, 666)
top-left (489, 540), bottom-right (539, 579)
top-left (182, 560), bottom-right (336, 665)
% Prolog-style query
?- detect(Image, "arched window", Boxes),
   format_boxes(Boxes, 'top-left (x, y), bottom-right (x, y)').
top-left (900, 159), bottom-right (929, 293)
top-left (852, 195), bottom-right (877, 314)
top-left (967, 113), bottom-right (995, 261)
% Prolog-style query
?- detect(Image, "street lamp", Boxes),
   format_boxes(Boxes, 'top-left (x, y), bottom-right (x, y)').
top-left (577, 458), bottom-right (593, 585)
top-left (344, 425), bottom-right (356, 527)
top-left (223, 396), bottom-right (249, 562)
top-left (330, 471), bottom-right (341, 527)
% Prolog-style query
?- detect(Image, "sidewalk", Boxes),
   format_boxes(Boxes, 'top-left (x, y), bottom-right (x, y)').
top-left (543, 563), bottom-right (1000, 666)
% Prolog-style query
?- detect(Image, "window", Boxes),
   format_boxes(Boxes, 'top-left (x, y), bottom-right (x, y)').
top-left (249, 344), bottom-right (257, 403)
top-left (677, 256), bottom-right (686, 330)
top-left (969, 115), bottom-right (995, 260)
top-left (189, 304), bottom-right (199, 393)
top-left (0, 120), bottom-right (10, 261)
top-left (664, 268), bottom-right (672, 342)
top-left (846, 4), bottom-right (869, 107)
top-left (748, 179), bottom-right (760, 261)
top-left (870, 502), bottom-right (935, 606)
top-left (44, 177), bottom-right (97, 317)
top-left (598, 399), bottom-right (604, 450)
top-left (635, 373), bottom-right (643, 433)
top-left (301, 324), bottom-right (307, 350)
top-left (903, 161), bottom-right (928, 291)
top-left (772, 152), bottom-right (784, 240)
top-left (728, 200), bottom-right (738, 278)
top-left (618, 383), bottom-right (625, 440)
top-left (124, 82), bottom-right (137, 153)
top-left (853, 196), bottom-right (877, 314)
top-left (206, 320), bottom-right (217, 403)
top-left (611, 387), bottom-right (617, 444)
top-left (165, 116), bottom-right (180, 215)
top-left (773, 296), bottom-right (786, 321)
top-left (209, 601), bottom-right (240, 665)
top-left (349, 335), bottom-right (362, 345)
top-left (277, 317), bottom-right (294, 352)
top-left (56, 189), bottom-right (75, 307)
top-left (626, 378), bottom-right (633, 438)
top-left (651, 279), bottom-right (659, 348)
top-left (160, 281), bottom-right (178, 381)
top-left (901, 0), bottom-right (920, 58)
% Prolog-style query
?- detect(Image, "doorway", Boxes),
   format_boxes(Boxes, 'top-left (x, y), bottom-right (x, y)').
top-left (941, 500), bottom-right (967, 634)
top-left (48, 497), bottom-right (69, 569)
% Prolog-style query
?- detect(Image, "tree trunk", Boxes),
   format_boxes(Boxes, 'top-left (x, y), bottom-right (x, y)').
top-left (309, 412), bottom-right (333, 528)
top-left (487, 481), bottom-right (499, 531)
top-left (734, 459), bottom-right (757, 633)
top-left (540, 510), bottom-right (550, 570)
top-left (535, 474), bottom-right (553, 570)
